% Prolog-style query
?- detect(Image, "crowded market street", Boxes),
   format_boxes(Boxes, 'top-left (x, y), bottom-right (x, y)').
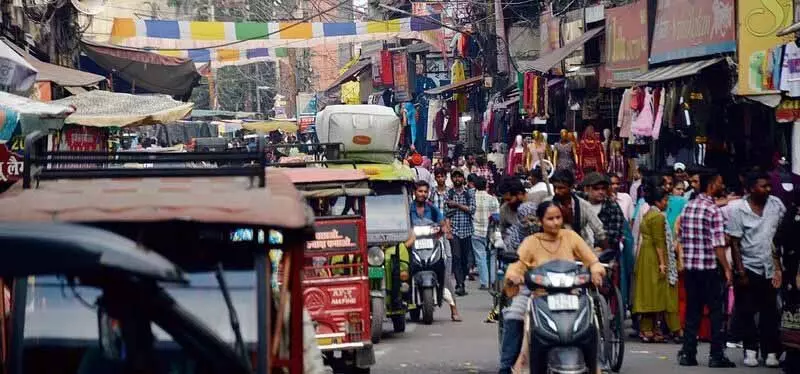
top-left (373, 282), bottom-right (778, 374)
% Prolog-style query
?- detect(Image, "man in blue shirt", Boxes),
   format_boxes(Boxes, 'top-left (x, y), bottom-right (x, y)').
top-left (410, 180), bottom-right (442, 225)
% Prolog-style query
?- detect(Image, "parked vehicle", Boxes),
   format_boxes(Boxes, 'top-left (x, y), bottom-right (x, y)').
top-left (3, 131), bottom-right (318, 374)
top-left (409, 222), bottom-right (446, 324)
top-left (278, 167), bottom-right (376, 372)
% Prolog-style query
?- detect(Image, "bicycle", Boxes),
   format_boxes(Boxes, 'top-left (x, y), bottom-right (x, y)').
top-left (592, 250), bottom-right (625, 373)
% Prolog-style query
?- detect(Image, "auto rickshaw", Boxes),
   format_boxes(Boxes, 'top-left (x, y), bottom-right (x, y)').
top-left (277, 167), bottom-right (375, 372)
top-left (1, 131), bottom-right (318, 374)
top-left (329, 161), bottom-right (416, 328)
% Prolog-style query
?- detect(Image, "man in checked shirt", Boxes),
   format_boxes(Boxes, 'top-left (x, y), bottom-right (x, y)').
top-left (677, 171), bottom-right (737, 368)
top-left (446, 169), bottom-right (476, 296)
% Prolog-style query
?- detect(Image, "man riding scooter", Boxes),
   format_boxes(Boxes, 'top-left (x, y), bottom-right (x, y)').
top-left (408, 180), bottom-right (462, 321)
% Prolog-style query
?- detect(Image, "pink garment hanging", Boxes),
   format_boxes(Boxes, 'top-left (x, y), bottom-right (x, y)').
top-left (507, 149), bottom-right (525, 175)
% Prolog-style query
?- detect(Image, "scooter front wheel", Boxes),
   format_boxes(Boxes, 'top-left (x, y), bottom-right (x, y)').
top-left (421, 288), bottom-right (435, 325)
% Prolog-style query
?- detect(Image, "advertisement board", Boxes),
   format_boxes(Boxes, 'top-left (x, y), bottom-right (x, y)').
top-left (650, 0), bottom-right (736, 64)
top-left (737, 0), bottom-right (794, 95)
top-left (600, 0), bottom-right (649, 87)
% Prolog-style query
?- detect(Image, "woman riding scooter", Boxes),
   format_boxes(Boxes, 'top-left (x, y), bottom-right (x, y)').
top-left (500, 201), bottom-right (606, 374)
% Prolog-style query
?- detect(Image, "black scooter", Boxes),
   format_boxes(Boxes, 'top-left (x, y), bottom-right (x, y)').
top-left (409, 223), bottom-right (446, 325)
top-left (525, 260), bottom-right (599, 374)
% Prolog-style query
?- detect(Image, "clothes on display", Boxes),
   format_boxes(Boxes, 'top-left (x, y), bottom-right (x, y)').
top-left (631, 87), bottom-right (664, 139)
top-left (617, 88), bottom-right (634, 139)
top-left (607, 140), bottom-right (626, 177)
top-left (427, 99), bottom-right (442, 141)
top-left (451, 59), bottom-right (467, 112)
top-left (679, 80), bottom-right (712, 138)
top-left (520, 72), bottom-right (548, 118)
top-left (781, 42), bottom-right (800, 97)
top-left (578, 127), bottom-right (605, 174)
top-left (553, 130), bottom-right (578, 173)
top-left (507, 134), bottom-right (527, 175)
top-left (527, 131), bottom-right (550, 170)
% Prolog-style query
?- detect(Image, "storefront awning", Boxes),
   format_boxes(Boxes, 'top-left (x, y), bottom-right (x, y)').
top-left (324, 59), bottom-right (371, 93)
top-left (0, 91), bottom-right (73, 140)
top-left (425, 75), bottom-right (484, 95)
top-left (525, 27), bottom-right (604, 73)
top-left (242, 120), bottom-right (298, 133)
top-left (631, 58), bottom-right (725, 83)
top-left (4, 39), bottom-right (104, 87)
top-left (52, 90), bottom-right (193, 128)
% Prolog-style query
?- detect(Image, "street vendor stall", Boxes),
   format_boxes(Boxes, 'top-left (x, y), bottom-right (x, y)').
top-left (242, 119), bottom-right (298, 133)
top-left (53, 90), bottom-right (193, 128)
top-left (0, 91), bottom-right (73, 142)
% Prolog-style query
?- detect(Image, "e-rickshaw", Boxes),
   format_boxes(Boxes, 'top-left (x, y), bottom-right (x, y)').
top-left (329, 161), bottom-right (416, 328)
top-left (277, 167), bottom-right (375, 372)
top-left (0, 222), bottom-right (212, 374)
top-left (0, 131), bottom-right (318, 374)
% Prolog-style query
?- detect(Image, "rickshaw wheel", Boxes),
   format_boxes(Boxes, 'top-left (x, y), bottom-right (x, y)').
top-left (391, 315), bottom-right (406, 333)
top-left (371, 298), bottom-right (384, 344)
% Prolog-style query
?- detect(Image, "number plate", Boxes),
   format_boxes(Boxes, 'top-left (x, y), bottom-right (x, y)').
top-left (415, 238), bottom-right (435, 249)
top-left (547, 294), bottom-right (579, 311)
top-left (368, 266), bottom-right (385, 279)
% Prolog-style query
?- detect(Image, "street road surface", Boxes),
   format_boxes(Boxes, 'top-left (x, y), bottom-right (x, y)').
top-left (370, 283), bottom-right (780, 373)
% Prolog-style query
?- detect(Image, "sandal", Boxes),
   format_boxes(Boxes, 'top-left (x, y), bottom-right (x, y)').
top-left (652, 332), bottom-right (666, 343)
top-left (451, 313), bottom-right (463, 322)
top-left (639, 332), bottom-right (654, 343)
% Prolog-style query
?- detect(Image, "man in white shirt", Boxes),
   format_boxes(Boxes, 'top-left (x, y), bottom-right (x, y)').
top-left (610, 174), bottom-right (634, 221)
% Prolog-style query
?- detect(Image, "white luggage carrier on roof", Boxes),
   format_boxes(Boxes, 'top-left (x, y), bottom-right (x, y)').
top-left (315, 104), bottom-right (401, 163)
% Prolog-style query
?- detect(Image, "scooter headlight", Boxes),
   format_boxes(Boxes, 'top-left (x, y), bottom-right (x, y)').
top-left (367, 246), bottom-right (385, 267)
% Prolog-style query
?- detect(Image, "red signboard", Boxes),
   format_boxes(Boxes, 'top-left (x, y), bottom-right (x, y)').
top-left (380, 50), bottom-right (393, 85)
top-left (0, 143), bottom-right (23, 183)
top-left (776, 99), bottom-right (800, 123)
top-left (392, 51), bottom-right (410, 101)
top-left (650, 0), bottom-right (736, 64)
top-left (600, 0), bottom-right (649, 87)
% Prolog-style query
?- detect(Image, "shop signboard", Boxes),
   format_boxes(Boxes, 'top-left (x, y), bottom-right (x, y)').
top-left (0, 143), bottom-right (23, 182)
top-left (392, 51), bottom-right (411, 102)
top-left (650, 0), bottom-right (736, 64)
top-left (298, 115), bottom-right (315, 132)
top-left (296, 93), bottom-right (317, 117)
top-left (737, 0), bottom-right (794, 96)
top-left (776, 98), bottom-right (800, 122)
top-left (600, 0), bottom-right (649, 87)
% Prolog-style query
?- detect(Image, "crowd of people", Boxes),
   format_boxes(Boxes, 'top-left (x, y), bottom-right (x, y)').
top-left (403, 149), bottom-right (800, 373)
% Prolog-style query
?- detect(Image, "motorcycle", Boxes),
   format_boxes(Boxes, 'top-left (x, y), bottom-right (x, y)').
top-left (408, 223), bottom-right (446, 325)
top-left (524, 260), bottom-right (599, 374)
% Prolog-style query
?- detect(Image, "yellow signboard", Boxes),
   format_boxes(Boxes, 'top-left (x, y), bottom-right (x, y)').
top-left (737, 0), bottom-right (795, 95)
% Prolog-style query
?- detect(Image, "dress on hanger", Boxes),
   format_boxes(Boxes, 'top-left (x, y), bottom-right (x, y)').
top-left (617, 88), bottom-right (634, 138)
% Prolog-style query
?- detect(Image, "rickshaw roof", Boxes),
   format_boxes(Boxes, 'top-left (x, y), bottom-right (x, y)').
top-left (0, 222), bottom-right (186, 282)
top-left (330, 161), bottom-right (415, 182)
top-left (276, 167), bottom-right (369, 184)
top-left (0, 169), bottom-right (313, 229)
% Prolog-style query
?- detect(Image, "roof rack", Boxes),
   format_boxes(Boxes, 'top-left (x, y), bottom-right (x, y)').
top-left (265, 142), bottom-right (345, 161)
top-left (22, 131), bottom-right (268, 189)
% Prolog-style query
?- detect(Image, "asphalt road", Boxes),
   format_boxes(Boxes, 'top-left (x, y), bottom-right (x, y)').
top-left (370, 282), bottom-right (782, 374)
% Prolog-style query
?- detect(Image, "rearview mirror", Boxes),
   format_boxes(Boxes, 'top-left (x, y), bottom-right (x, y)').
top-left (97, 304), bottom-right (124, 361)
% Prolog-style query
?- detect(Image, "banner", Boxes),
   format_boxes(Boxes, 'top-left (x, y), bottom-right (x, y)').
top-left (306, 221), bottom-right (360, 252)
top-left (392, 51), bottom-right (410, 102)
top-left (600, 0), bottom-right (649, 87)
top-left (776, 98), bottom-right (800, 122)
top-left (0, 143), bottom-right (22, 183)
top-left (737, 0), bottom-right (794, 95)
top-left (650, 0), bottom-right (736, 64)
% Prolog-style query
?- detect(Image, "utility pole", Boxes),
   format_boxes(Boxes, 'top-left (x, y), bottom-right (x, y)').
top-left (208, 0), bottom-right (218, 109)
top-left (494, 0), bottom-right (508, 74)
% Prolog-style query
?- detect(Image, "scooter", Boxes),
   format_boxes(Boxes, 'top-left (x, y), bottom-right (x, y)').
top-left (408, 223), bottom-right (446, 325)
top-left (524, 260), bottom-right (599, 374)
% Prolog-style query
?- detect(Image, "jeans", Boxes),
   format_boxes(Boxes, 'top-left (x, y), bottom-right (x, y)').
top-left (733, 270), bottom-right (780, 356)
top-left (472, 236), bottom-right (489, 287)
top-left (682, 269), bottom-right (726, 358)
top-left (499, 318), bottom-right (524, 373)
top-left (451, 236), bottom-right (472, 289)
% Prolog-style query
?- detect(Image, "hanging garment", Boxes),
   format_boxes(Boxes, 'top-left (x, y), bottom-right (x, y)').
top-left (554, 141), bottom-right (577, 172)
top-left (536, 76), bottom-right (546, 116)
top-left (794, 121), bottom-right (800, 175)
top-left (381, 50), bottom-right (393, 85)
top-left (617, 88), bottom-right (634, 138)
top-left (662, 82), bottom-right (678, 129)
top-left (427, 99), bottom-right (442, 141)
top-left (773, 45), bottom-right (783, 90)
top-left (507, 147), bottom-right (526, 175)
top-left (679, 80), bottom-right (712, 137)
top-left (451, 59), bottom-right (467, 112)
top-left (781, 43), bottom-right (800, 97)
top-left (579, 139), bottom-right (604, 173)
top-left (517, 72), bottom-right (525, 115)
top-left (434, 108), bottom-right (447, 140)
top-left (403, 103), bottom-right (417, 146)
top-left (481, 102), bottom-right (495, 137)
top-left (631, 87), bottom-right (665, 138)
top-left (445, 100), bottom-right (459, 141)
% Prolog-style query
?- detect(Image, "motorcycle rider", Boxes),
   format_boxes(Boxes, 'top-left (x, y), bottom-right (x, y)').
top-left (407, 180), bottom-right (462, 321)
top-left (502, 201), bottom-right (606, 374)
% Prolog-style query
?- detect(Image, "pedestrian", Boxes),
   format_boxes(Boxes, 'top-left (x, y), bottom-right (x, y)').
top-left (472, 177), bottom-right (499, 290)
top-left (777, 189), bottom-right (800, 374)
top-left (610, 174), bottom-right (634, 222)
top-left (577, 172), bottom-right (626, 251)
top-left (409, 152), bottom-right (436, 187)
top-left (633, 186), bottom-right (680, 342)
top-left (446, 169), bottom-right (476, 296)
top-left (546, 169), bottom-right (608, 249)
top-left (677, 171), bottom-right (737, 368)
top-left (498, 177), bottom-right (528, 238)
top-left (727, 171), bottom-right (786, 367)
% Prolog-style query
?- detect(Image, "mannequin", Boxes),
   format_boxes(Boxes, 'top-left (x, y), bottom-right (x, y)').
top-left (608, 138), bottom-right (625, 177)
top-left (553, 129), bottom-right (578, 173)
top-left (527, 130), bottom-right (550, 169)
top-left (579, 125), bottom-right (605, 174)
top-left (507, 134), bottom-right (527, 175)
top-left (602, 128), bottom-right (612, 155)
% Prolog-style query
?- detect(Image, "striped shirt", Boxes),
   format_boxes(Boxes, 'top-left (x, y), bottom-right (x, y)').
top-left (679, 194), bottom-right (726, 271)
